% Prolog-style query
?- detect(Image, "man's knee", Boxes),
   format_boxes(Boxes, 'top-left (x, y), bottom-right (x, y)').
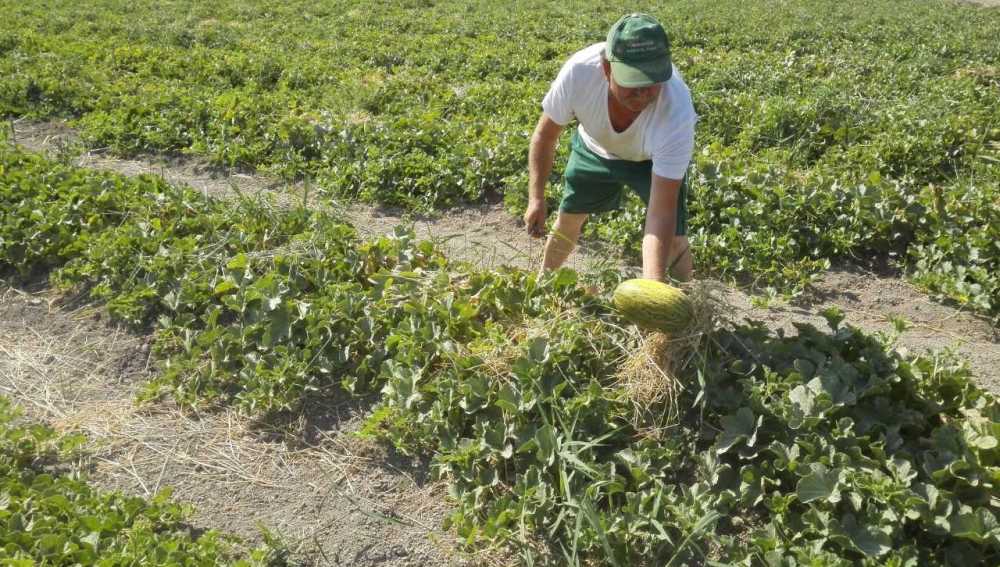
top-left (669, 235), bottom-right (694, 281)
top-left (551, 212), bottom-right (588, 244)
top-left (541, 212), bottom-right (589, 272)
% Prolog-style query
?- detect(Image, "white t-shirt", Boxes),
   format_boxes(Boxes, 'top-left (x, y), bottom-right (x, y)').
top-left (542, 42), bottom-right (697, 180)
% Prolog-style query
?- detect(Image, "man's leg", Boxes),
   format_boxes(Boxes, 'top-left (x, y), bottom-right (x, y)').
top-left (667, 235), bottom-right (694, 282)
top-left (541, 212), bottom-right (589, 272)
top-left (626, 168), bottom-right (693, 282)
top-left (544, 129), bottom-right (619, 273)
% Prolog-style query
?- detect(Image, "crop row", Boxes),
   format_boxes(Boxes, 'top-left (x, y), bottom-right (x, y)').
top-left (3, 145), bottom-right (998, 564)
top-left (0, 396), bottom-right (284, 565)
top-left (2, 0), bottom-right (998, 317)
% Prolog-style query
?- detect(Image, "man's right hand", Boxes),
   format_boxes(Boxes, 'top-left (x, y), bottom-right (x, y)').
top-left (524, 200), bottom-right (547, 238)
top-left (526, 114), bottom-right (563, 240)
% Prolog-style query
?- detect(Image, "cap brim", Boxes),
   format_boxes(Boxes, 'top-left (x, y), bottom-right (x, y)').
top-left (609, 58), bottom-right (672, 88)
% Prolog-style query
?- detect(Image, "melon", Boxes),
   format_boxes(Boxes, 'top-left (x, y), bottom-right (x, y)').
top-left (612, 279), bottom-right (694, 334)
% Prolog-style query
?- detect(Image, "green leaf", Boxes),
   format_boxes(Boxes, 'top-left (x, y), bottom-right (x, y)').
top-left (552, 268), bottom-right (577, 288)
top-left (949, 509), bottom-right (998, 543)
top-left (820, 306), bottom-right (845, 330)
top-left (213, 279), bottom-right (238, 296)
top-left (797, 464), bottom-right (842, 504)
top-left (847, 522), bottom-right (892, 557)
top-left (495, 384), bottom-right (519, 413)
top-left (793, 358), bottom-right (816, 380)
top-left (817, 364), bottom-right (856, 406)
top-left (38, 533), bottom-right (65, 553)
top-left (226, 253), bottom-right (248, 271)
top-left (536, 424), bottom-right (558, 466)
top-left (262, 304), bottom-right (290, 348)
top-left (528, 337), bottom-right (548, 363)
top-left (789, 384), bottom-right (815, 413)
top-left (717, 407), bottom-right (759, 453)
top-left (81, 530), bottom-right (101, 550)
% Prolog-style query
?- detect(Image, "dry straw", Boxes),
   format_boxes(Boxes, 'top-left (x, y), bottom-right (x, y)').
top-left (614, 281), bottom-right (727, 437)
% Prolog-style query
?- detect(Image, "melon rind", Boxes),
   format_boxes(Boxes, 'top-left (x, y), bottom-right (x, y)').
top-left (612, 279), bottom-right (694, 334)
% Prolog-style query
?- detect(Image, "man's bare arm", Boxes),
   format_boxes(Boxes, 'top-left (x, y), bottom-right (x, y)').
top-left (524, 114), bottom-right (564, 237)
top-left (642, 174), bottom-right (682, 281)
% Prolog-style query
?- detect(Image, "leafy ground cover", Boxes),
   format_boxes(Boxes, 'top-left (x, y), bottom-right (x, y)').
top-left (0, 395), bottom-right (284, 565)
top-left (2, 0), bottom-right (998, 318)
top-left (3, 145), bottom-right (999, 564)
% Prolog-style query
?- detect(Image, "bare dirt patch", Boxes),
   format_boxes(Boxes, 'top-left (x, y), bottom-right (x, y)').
top-left (0, 286), bottom-right (474, 566)
top-left (722, 270), bottom-right (999, 393)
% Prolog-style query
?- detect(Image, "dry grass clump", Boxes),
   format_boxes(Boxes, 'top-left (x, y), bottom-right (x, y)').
top-left (460, 308), bottom-right (576, 381)
top-left (615, 281), bottom-right (728, 436)
top-left (617, 331), bottom-right (681, 413)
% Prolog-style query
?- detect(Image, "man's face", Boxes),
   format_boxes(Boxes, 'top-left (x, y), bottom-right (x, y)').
top-left (602, 59), bottom-right (662, 112)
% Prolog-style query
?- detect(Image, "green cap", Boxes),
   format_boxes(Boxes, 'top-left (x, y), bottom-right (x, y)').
top-left (605, 13), bottom-right (672, 88)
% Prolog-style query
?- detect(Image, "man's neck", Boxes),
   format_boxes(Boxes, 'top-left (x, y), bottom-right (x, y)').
top-left (608, 91), bottom-right (641, 133)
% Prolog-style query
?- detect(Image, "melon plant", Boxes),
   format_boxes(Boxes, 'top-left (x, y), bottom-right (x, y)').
top-left (613, 278), bottom-right (694, 333)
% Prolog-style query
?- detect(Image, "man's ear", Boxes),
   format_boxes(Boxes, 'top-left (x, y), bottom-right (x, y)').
top-left (601, 58), bottom-right (611, 80)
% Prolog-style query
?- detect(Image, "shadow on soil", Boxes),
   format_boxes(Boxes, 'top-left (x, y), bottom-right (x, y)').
top-left (251, 390), bottom-right (437, 488)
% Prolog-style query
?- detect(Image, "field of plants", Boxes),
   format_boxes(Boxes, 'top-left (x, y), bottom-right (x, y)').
top-left (2, 0), bottom-right (999, 565)
top-left (1, 0), bottom-right (998, 315)
top-left (2, 140), bottom-right (999, 564)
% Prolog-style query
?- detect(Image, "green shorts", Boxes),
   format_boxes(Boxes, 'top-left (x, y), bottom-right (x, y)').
top-left (560, 129), bottom-right (689, 236)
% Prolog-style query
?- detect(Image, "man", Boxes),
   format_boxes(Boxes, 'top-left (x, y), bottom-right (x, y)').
top-left (523, 13), bottom-right (697, 282)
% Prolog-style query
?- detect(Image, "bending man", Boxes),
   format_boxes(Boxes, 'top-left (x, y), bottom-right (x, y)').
top-left (523, 13), bottom-right (697, 282)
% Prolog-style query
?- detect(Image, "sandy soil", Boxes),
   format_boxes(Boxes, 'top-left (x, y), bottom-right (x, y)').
top-left (2, 118), bottom-right (998, 564)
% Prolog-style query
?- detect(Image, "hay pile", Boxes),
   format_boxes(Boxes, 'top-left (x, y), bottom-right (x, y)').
top-left (614, 282), bottom-right (727, 436)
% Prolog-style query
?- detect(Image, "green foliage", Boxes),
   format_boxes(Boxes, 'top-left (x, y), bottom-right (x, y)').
top-left (909, 181), bottom-right (1000, 315)
top-left (0, 151), bottom-right (152, 280)
top-left (694, 320), bottom-right (1000, 565)
top-left (3, 148), bottom-right (998, 565)
top-left (0, 396), bottom-right (285, 566)
top-left (373, 298), bottom-right (1000, 565)
top-left (1, 0), bottom-right (997, 315)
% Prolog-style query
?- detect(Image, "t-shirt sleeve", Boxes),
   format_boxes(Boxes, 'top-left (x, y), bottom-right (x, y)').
top-left (651, 117), bottom-right (695, 180)
top-left (541, 58), bottom-right (577, 126)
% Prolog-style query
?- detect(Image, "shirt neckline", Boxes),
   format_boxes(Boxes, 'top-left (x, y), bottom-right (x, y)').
top-left (604, 88), bottom-right (654, 136)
